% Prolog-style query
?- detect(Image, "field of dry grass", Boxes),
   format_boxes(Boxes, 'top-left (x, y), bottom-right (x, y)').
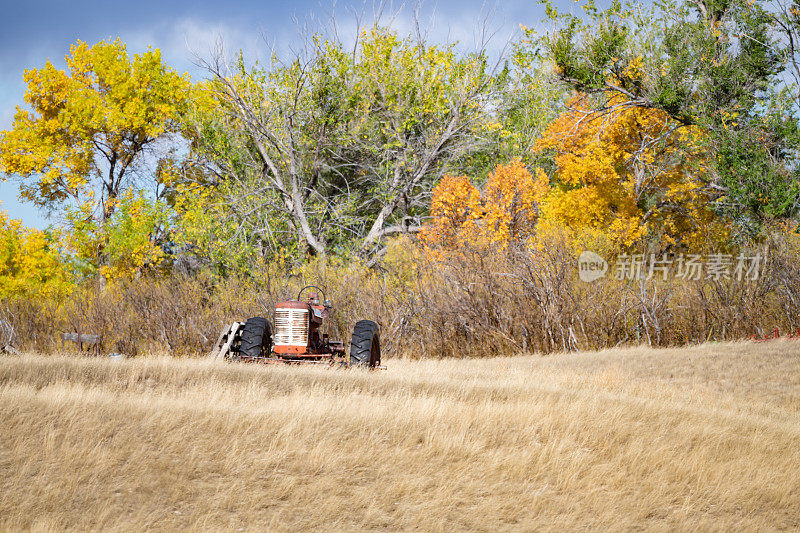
top-left (1, 341), bottom-right (798, 531)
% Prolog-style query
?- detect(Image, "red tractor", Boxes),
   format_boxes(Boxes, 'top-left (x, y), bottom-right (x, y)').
top-left (212, 285), bottom-right (381, 368)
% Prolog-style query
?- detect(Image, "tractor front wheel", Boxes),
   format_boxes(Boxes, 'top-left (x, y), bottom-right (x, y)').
top-left (350, 320), bottom-right (380, 368)
top-left (238, 316), bottom-right (273, 359)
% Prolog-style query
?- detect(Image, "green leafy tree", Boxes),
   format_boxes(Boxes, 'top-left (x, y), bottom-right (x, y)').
top-left (192, 26), bottom-right (501, 259)
top-left (65, 190), bottom-right (171, 280)
top-left (770, 0), bottom-right (800, 107)
top-left (530, 0), bottom-right (800, 239)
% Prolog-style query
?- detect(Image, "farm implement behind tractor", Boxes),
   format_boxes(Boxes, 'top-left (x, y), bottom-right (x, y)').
top-left (212, 285), bottom-right (381, 368)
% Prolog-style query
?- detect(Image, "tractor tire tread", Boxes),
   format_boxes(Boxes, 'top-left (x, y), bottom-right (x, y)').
top-left (239, 316), bottom-right (272, 359)
top-left (350, 320), bottom-right (380, 367)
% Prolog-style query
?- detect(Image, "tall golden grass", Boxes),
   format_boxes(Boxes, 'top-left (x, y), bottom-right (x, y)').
top-left (1, 341), bottom-right (798, 530)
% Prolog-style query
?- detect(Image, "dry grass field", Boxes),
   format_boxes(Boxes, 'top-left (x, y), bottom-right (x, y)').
top-left (1, 341), bottom-right (799, 531)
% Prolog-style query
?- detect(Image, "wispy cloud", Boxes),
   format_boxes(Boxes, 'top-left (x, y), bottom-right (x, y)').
top-left (120, 17), bottom-right (264, 76)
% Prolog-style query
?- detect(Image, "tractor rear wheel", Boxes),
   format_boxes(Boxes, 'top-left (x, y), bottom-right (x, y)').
top-left (238, 317), bottom-right (273, 359)
top-left (350, 320), bottom-right (380, 368)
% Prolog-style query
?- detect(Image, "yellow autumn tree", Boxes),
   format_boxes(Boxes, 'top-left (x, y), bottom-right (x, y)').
top-left (0, 39), bottom-right (190, 220)
top-left (422, 97), bottom-right (726, 257)
top-left (0, 208), bottom-right (72, 300)
top-left (534, 93), bottom-right (727, 250)
top-left (0, 39), bottom-right (191, 278)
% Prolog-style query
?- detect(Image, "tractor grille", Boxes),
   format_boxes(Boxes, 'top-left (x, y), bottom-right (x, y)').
top-left (274, 308), bottom-right (309, 346)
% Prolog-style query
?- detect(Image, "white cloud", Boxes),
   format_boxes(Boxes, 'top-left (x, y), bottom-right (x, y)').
top-left (72, 16), bottom-right (260, 84)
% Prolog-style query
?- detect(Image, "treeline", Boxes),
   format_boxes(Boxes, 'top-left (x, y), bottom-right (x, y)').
top-left (2, 0), bottom-right (800, 356)
top-left (4, 234), bottom-right (800, 357)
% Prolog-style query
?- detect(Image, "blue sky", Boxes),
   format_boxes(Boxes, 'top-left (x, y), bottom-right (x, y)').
top-left (0, 0), bottom-right (568, 229)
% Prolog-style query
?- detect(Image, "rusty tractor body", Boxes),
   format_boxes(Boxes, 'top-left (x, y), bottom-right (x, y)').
top-left (212, 285), bottom-right (381, 368)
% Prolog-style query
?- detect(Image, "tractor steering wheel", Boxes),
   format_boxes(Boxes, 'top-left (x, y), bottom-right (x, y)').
top-left (297, 285), bottom-right (327, 304)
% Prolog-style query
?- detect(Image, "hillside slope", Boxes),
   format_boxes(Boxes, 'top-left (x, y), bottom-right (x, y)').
top-left (1, 342), bottom-right (798, 531)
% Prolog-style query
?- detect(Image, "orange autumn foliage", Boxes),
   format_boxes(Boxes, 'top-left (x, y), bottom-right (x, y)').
top-left (424, 95), bottom-right (728, 256)
top-left (483, 159), bottom-right (549, 243)
top-left (421, 159), bottom-right (547, 252)
top-left (421, 175), bottom-right (482, 250)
